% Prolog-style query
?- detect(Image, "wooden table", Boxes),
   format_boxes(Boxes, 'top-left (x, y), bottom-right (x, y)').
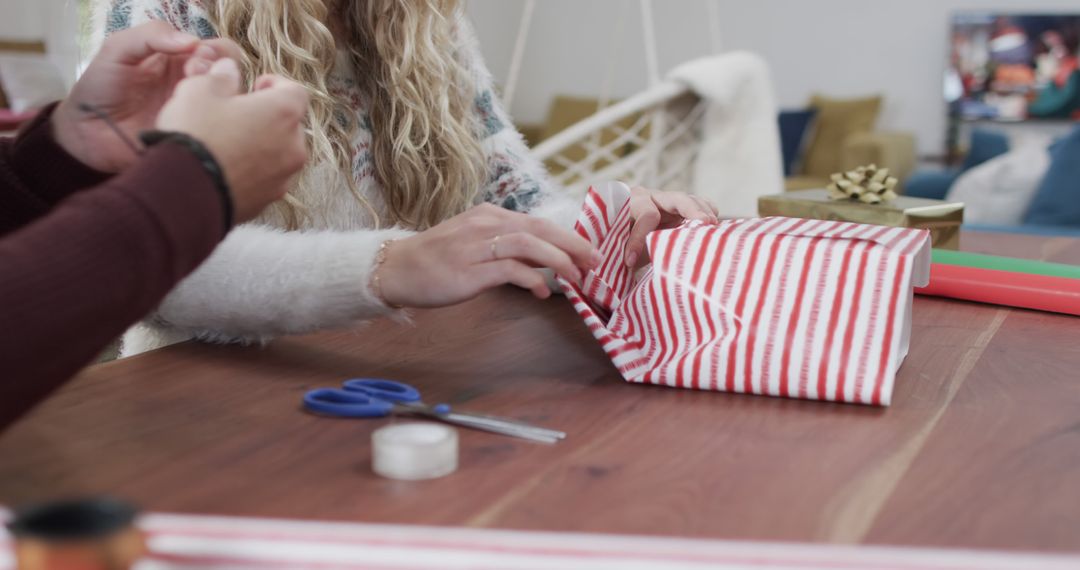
top-left (1, 232), bottom-right (1079, 554)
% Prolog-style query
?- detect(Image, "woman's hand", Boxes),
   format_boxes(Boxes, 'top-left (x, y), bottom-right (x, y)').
top-left (623, 186), bottom-right (719, 267)
top-left (53, 21), bottom-right (244, 173)
top-left (376, 204), bottom-right (600, 308)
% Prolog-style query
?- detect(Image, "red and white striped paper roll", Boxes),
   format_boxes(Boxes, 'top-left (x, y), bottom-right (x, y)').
top-left (5, 508), bottom-right (1079, 569)
top-left (558, 182), bottom-right (932, 406)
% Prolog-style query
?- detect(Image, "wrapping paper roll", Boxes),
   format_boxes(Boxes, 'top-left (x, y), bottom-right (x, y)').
top-left (932, 249), bottom-right (1080, 280)
top-left (916, 263), bottom-right (1080, 316)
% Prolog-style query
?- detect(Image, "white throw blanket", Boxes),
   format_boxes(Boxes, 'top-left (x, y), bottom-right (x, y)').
top-left (668, 52), bottom-right (784, 218)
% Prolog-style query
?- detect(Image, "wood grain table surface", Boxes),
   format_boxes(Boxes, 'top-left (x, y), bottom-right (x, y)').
top-left (1, 231), bottom-right (1078, 554)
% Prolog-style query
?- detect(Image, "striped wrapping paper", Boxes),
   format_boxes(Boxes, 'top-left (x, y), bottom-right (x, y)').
top-left (558, 182), bottom-right (932, 406)
top-left (3, 509), bottom-right (1080, 569)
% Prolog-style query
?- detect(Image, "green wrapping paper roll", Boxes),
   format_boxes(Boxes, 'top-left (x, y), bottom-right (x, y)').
top-left (932, 249), bottom-right (1080, 280)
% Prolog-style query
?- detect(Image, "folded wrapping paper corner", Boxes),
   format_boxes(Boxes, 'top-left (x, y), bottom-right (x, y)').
top-left (559, 182), bottom-right (932, 406)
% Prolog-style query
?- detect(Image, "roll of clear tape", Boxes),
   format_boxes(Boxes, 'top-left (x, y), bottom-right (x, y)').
top-left (372, 423), bottom-right (458, 480)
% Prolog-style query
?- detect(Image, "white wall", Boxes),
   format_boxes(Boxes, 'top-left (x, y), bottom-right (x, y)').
top-left (468, 0), bottom-right (1080, 156)
top-left (4, 0), bottom-right (1074, 152)
top-left (0, 0), bottom-right (83, 87)
top-left (468, 0), bottom-right (716, 128)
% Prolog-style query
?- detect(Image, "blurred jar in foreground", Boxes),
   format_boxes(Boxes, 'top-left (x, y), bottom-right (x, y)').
top-left (7, 497), bottom-right (144, 570)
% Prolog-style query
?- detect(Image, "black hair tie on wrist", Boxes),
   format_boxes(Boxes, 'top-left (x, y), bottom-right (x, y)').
top-left (139, 130), bottom-right (235, 234)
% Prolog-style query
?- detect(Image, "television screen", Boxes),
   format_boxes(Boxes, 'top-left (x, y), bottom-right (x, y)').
top-left (948, 13), bottom-right (1080, 121)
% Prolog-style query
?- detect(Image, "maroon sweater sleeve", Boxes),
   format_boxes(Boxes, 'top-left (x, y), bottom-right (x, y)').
top-left (0, 114), bottom-right (226, 431)
top-left (0, 103), bottom-right (112, 232)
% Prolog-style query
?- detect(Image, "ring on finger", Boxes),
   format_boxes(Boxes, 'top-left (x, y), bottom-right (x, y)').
top-left (490, 235), bottom-right (501, 260)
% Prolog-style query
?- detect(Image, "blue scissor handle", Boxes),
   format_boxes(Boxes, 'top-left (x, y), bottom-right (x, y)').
top-left (303, 388), bottom-right (394, 418)
top-left (342, 378), bottom-right (421, 403)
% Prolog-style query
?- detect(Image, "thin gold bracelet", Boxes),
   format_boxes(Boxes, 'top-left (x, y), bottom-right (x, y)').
top-left (371, 239), bottom-right (403, 310)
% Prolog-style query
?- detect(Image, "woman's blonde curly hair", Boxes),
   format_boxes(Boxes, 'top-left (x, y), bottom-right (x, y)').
top-left (205, 0), bottom-right (486, 230)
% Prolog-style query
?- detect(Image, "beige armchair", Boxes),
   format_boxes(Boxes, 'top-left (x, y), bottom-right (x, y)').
top-left (785, 130), bottom-right (917, 192)
top-left (783, 95), bottom-right (916, 193)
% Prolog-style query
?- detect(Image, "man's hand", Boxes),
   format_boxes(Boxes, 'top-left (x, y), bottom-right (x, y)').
top-left (52, 21), bottom-right (243, 173)
top-left (156, 60), bottom-right (310, 224)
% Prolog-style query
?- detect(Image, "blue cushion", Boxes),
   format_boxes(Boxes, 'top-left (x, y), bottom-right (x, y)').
top-left (778, 109), bottom-right (816, 177)
top-left (1023, 125), bottom-right (1080, 227)
top-left (961, 128), bottom-right (1010, 172)
top-left (904, 169), bottom-right (961, 200)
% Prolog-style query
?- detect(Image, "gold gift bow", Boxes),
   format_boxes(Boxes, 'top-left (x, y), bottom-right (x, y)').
top-left (826, 164), bottom-right (899, 204)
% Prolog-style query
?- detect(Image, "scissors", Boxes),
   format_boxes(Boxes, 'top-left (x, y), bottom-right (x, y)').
top-left (302, 378), bottom-right (566, 444)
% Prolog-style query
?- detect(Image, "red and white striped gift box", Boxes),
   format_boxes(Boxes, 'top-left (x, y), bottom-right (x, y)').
top-left (558, 182), bottom-right (932, 406)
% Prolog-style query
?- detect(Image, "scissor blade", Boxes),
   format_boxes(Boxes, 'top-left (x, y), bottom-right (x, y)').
top-left (442, 412), bottom-right (562, 443)
top-left (447, 413), bottom-right (566, 439)
top-left (443, 409), bottom-right (567, 437)
top-left (393, 404), bottom-right (561, 444)
top-left (395, 403), bottom-right (565, 440)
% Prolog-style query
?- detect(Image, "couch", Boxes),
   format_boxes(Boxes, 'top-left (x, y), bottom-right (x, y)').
top-left (905, 129), bottom-right (1010, 200)
top-left (908, 126), bottom-right (1080, 236)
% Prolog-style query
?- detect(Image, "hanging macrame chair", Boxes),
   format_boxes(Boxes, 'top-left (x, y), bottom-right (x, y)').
top-left (501, 0), bottom-right (723, 197)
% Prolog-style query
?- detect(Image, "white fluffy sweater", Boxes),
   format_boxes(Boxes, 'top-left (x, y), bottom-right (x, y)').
top-left (94, 0), bottom-right (581, 355)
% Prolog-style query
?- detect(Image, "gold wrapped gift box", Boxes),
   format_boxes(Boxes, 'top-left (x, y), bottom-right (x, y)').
top-left (758, 188), bottom-right (964, 249)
